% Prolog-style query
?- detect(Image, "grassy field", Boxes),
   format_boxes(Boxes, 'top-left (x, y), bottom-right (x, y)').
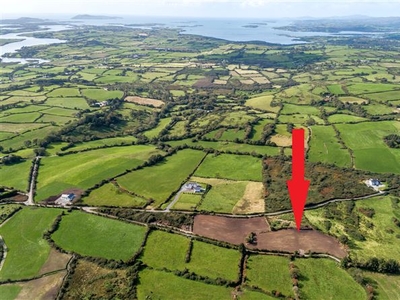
top-left (143, 117), bottom-right (171, 138)
top-left (83, 183), bottom-right (148, 207)
top-left (61, 136), bottom-right (137, 153)
top-left (280, 103), bottom-right (320, 115)
top-left (246, 255), bottom-right (293, 297)
top-left (51, 211), bottom-right (146, 260)
top-left (245, 94), bottom-right (280, 113)
top-left (167, 139), bottom-right (280, 156)
top-left (295, 258), bottom-right (366, 300)
top-left (187, 241), bottom-right (240, 281)
top-left (117, 149), bottom-right (206, 206)
top-left (81, 88), bottom-right (123, 101)
top-left (327, 114), bottom-right (368, 123)
top-left (0, 208), bottom-right (61, 280)
top-left (172, 193), bottom-right (202, 210)
top-left (336, 121), bottom-right (400, 173)
top-left (45, 97), bottom-right (90, 109)
top-left (308, 125), bottom-right (352, 167)
top-left (194, 154), bottom-right (262, 181)
top-left (0, 285), bottom-right (22, 300)
top-left (141, 230), bottom-right (189, 270)
top-left (365, 272), bottom-right (400, 300)
top-left (197, 179), bottom-right (248, 213)
top-left (137, 269), bottom-right (233, 300)
top-left (0, 160), bottom-right (32, 191)
top-left (35, 145), bottom-right (161, 200)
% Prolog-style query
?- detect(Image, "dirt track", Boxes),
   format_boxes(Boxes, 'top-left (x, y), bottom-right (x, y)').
top-left (193, 215), bottom-right (347, 258)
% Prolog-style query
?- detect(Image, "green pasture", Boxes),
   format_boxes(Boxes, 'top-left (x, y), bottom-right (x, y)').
top-left (365, 272), bottom-right (400, 300)
top-left (81, 88), bottom-right (123, 101)
top-left (172, 193), bottom-right (202, 210)
top-left (245, 94), bottom-right (280, 113)
top-left (0, 285), bottom-right (22, 300)
top-left (295, 258), bottom-right (366, 300)
top-left (141, 230), bottom-right (189, 270)
top-left (194, 154), bottom-right (262, 181)
top-left (117, 149), bottom-right (205, 206)
top-left (327, 114), bottom-right (368, 123)
top-left (246, 255), bottom-right (293, 297)
top-left (0, 160), bottom-right (32, 191)
top-left (308, 125), bottom-right (351, 167)
top-left (197, 180), bottom-right (248, 213)
top-left (52, 211), bottom-right (146, 260)
top-left (83, 183), bottom-right (147, 207)
top-left (0, 208), bottom-right (61, 280)
top-left (36, 145), bottom-right (161, 200)
top-left (137, 269), bottom-right (233, 300)
top-left (46, 87), bottom-right (80, 97)
top-left (336, 121), bottom-right (400, 173)
top-left (45, 97), bottom-right (90, 109)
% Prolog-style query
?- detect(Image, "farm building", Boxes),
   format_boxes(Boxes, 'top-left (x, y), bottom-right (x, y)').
top-left (184, 182), bottom-right (206, 193)
top-left (368, 179), bottom-right (381, 187)
top-left (60, 193), bottom-right (76, 201)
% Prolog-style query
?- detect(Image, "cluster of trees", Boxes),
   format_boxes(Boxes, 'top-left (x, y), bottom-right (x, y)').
top-left (0, 154), bottom-right (23, 165)
top-left (384, 134), bottom-right (400, 148)
top-left (98, 209), bottom-right (194, 228)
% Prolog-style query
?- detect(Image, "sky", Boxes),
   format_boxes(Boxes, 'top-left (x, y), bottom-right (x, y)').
top-left (2, 0), bottom-right (400, 19)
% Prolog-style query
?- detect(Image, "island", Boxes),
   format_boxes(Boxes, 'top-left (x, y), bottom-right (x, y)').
top-left (72, 14), bottom-right (122, 20)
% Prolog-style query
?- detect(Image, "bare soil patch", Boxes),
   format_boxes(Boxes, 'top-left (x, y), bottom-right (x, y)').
top-left (124, 96), bottom-right (164, 107)
top-left (193, 215), bottom-right (346, 258)
top-left (270, 134), bottom-right (292, 147)
top-left (232, 182), bottom-right (265, 214)
top-left (193, 215), bottom-right (270, 245)
top-left (253, 229), bottom-right (347, 258)
top-left (38, 248), bottom-right (71, 276)
top-left (15, 271), bottom-right (66, 300)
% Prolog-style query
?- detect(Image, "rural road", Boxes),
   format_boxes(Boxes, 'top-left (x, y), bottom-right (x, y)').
top-left (164, 186), bottom-right (187, 212)
top-left (78, 190), bottom-right (386, 219)
top-left (25, 157), bottom-right (40, 206)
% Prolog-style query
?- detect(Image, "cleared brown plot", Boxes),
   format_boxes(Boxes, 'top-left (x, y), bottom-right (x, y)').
top-left (124, 96), bottom-right (164, 107)
top-left (253, 229), bottom-right (347, 258)
top-left (193, 215), bottom-right (346, 258)
top-left (15, 271), bottom-right (67, 300)
top-left (38, 249), bottom-right (71, 276)
top-left (232, 182), bottom-right (265, 214)
top-left (193, 215), bottom-right (270, 245)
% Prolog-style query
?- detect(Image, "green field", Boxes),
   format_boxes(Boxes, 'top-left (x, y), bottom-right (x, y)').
top-left (137, 269), bottom-right (233, 300)
top-left (295, 258), bottom-right (366, 300)
top-left (0, 160), bottom-right (32, 191)
top-left (83, 183), bottom-right (148, 207)
top-left (172, 193), bottom-right (202, 210)
top-left (0, 208), bottom-right (61, 280)
top-left (245, 94), bottom-right (280, 113)
top-left (308, 125), bottom-right (352, 167)
top-left (46, 87), bottom-right (81, 97)
top-left (51, 211), bottom-right (146, 260)
top-left (143, 117), bottom-right (172, 138)
top-left (141, 230), bottom-right (189, 270)
top-left (246, 255), bottom-right (293, 297)
top-left (45, 97), bottom-right (90, 109)
top-left (61, 136), bottom-right (137, 153)
top-left (0, 285), bottom-right (22, 300)
top-left (347, 83), bottom-right (399, 95)
top-left (188, 241), bottom-right (240, 281)
top-left (81, 88), bottom-right (124, 101)
top-left (117, 149), bottom-right (205, 206)
top-left (280, 103), bottom-right (320, 115)
top-left (336, 121), bottom-right (400, 173)
top-left (35, 145), bottom-right (161, 200)
top-left (194, 154), bottom-right (262, 181)
top-left (197, 180), bottom-right (248, 213)
top-left (327, 114), bottom-right (368, 123)
top-left (365, 272), bottom-right (400, 300)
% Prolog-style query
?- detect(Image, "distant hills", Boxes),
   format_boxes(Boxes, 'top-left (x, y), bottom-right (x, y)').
top-left (72, 14), bottom-right (122, 20)
top-left (1, 17), bottom-right (47, 24)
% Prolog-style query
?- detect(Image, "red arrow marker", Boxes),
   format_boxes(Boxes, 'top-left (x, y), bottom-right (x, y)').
top-left (287, 128), bottom-right (310, 231)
